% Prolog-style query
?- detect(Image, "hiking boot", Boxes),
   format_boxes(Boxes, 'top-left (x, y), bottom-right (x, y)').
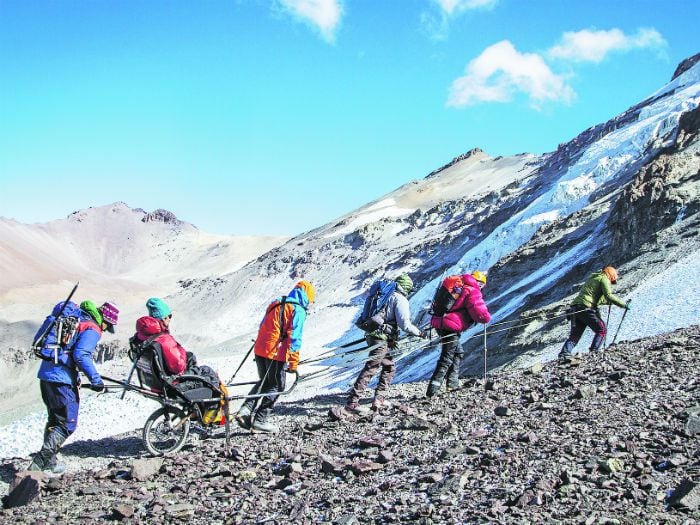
top-left (27, 459), bottom-right (43, 472)
top-left (27, 458), bottom-right (65, 475)
top-left (557, 350), bottom-right (574, 361)
top-left (344, 403), bottom-right (371, 416)
top-left (235, 406), bottom-right (252, 430)
top-left (446, 382), bottom-right (460, 392)
top-left (252, 418), bottom-right (278, 434)
top-left (371, 397), bottom-right (386, 412)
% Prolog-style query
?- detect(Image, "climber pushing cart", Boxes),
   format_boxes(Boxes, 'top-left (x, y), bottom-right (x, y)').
top-left (98, 342), bottom-right (299, 456)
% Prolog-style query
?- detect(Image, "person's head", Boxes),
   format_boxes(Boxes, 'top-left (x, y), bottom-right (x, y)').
top-left (471, 270), bottom-right (487, 289)
top-left (602, 266), bottom-right (618, 284)
top-left (146, 297), bottom-right (172, 322)
top-left (80, 300), bottom-right (103, 325)
top-left (98, 302), bottom-right (119, 333)
top-left (395, 273), bottom-right (414, 296)
top-left (294, 281), bottom-right (316, 304)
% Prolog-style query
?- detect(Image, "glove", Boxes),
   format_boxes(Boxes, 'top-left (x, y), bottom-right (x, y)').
top-left (90, 383), bottom-right (105, 393)
top-left (625, 301), bottom-right (632, 310)
top-left (286, 362), bottom-right (297, 373)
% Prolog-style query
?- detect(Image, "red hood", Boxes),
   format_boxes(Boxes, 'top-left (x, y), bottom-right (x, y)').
top-left (135, 316), bottom-right (166, 341)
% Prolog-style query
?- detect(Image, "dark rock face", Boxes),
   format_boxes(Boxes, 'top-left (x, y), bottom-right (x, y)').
top-left (141, 208), bottom-right (181, 225)
top-left (672, 53), bottom-right (700, 81)
top-left (3, 326), bottom-right (699, 522)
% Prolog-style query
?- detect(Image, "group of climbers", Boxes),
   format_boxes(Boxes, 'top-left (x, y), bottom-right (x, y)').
top-left (27, 262), bottom-right (629, 473)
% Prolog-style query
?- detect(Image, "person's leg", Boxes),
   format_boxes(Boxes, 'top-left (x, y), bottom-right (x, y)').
top-left (372, 352), bottom-right (396, 409)
top-left (252, 360), bottom-right (286, 433)
top-left (30, 382), bottom-right (78, 472)
top-left (347, 338), bottom-right (387, 408)
top-left (582, 309), bottom-right (607, 352)
top-left (428, 331), bottom-right (457, 396)
top-left (559, 312), bottom-right (587, 357)
top-left (446, 351), bottom-right (464, 390)
top-left (254, 361), bottom-right (286, 419)
top-left (236, 356), bottom-right (269, 428)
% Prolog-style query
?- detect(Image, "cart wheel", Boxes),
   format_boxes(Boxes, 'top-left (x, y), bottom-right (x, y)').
top-left (143, 406), bottom-right (190, 456)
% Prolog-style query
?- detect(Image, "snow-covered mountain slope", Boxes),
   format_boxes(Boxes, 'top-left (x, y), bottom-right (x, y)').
top-left (0, 54), bottom-right (698, 458)
top-left (181, 54), bottom-right (699, 374)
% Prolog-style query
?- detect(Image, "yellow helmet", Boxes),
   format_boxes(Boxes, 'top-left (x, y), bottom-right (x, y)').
top-left (471, 270), bottom-right (487, 285)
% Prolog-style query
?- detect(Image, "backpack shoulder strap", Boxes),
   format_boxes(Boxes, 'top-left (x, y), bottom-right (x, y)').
top-left (265, 297), bottom-right (292, 343)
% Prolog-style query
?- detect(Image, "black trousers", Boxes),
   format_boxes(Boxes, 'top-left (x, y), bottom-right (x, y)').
top-left (428, 330), bottom-right (462, 394)
top-left (240, 356), bottom-right (286, 421)
top-left (562, 307), bottom-right (607, 354)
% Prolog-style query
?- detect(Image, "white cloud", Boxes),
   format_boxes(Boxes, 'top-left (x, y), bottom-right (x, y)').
top-left (547, 27), bottom-right (667, 63)
top-left (278, 0), bottom-right (343, 43)
top-left (434, 0), bottom-right (498, 15)
top-left (423, 0), bottom-right (498, 40)
top-left (447, 40), bottom-right (575, 109)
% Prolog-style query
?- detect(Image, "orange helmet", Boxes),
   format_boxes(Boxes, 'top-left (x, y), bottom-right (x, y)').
top-left (602, 266), bottom-right (618, 284)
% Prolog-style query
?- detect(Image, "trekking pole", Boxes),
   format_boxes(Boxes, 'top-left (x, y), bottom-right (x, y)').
top-left (611, 303), bottom-right (630, 346)
top-left (603, 305), bottom-right (611, 349)
top-left (227, 341), bottom-right (255, 385)
top-left (483, 324), bottom-right (487, 389)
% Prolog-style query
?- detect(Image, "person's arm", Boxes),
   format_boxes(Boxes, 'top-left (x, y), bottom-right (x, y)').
top-left (72, 329), bottom-right (103, 386)
top-left (161, 336), bottom-right (187, 375)
top-left (465, 286), bottom-right (491, 324)
top-left (287, 304), bottom-right (306, 371)
top-left (601, 277), bottom-right (627, 308)
top-left (393, 295), bottom-right (422, 336)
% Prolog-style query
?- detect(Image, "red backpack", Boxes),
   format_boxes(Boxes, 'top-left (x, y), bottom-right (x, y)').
top-left (430, 275), bottom-right (464, 317)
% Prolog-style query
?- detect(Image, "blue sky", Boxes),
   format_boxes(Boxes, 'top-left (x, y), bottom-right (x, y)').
top-left (0, 0), bottom-right (697, 236)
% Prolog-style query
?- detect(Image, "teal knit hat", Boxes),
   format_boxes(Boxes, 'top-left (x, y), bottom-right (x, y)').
top-left (395, 273), bottom-right (414, 295)
top-left (146, 297), bottom-right (171, 319)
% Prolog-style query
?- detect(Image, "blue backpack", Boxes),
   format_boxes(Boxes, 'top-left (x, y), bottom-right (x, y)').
top-left (33, 301), bottom-right (83, 363)
top-left (355, 279), bottom-right (397, 332)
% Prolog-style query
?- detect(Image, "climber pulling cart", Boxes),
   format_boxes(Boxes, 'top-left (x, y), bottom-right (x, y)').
top-left (99, 343), bottom-right (298, 456)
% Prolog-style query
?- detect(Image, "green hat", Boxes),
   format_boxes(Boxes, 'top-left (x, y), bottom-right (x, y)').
top-left (146, 297), bottom-right (171, 319)
top-left (80, 300), bottom-right (103, 325)
top-left (395, 273), bottom-right (414, 295)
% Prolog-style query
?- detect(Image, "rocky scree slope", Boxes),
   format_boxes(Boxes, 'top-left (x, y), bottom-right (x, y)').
top-left (2, 325), bottom-right (699, 523)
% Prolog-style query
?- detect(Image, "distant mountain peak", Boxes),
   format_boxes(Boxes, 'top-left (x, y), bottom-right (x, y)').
top-left (672, 53), bottom-right (700, 81)
top-left (427, 147), bottom-right (488, 178)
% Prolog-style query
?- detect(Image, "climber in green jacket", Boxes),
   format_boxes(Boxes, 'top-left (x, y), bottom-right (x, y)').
top-left (559, 266), bottom-right (630, 359)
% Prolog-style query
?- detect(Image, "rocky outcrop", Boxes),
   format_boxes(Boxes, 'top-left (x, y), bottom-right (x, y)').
top-left (141, 208), bottom-right (182, 225)
top-left (672, 53), bottom-right (700, 81)
top-left (2, 326), bottom-right (698, 522)
top-left (608, 104), bottom-right (700, 263)
top-left (426, 147), bottom-right (485, 178)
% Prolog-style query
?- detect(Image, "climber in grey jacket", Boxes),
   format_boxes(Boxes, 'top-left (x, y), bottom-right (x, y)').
top-left (341, 273), bottom-right (425, 416)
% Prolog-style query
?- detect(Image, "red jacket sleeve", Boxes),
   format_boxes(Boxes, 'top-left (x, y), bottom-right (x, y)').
top-left (464, 280), bottom-right (491, 324)
top-left (158, 334), bottom-right (188, 375)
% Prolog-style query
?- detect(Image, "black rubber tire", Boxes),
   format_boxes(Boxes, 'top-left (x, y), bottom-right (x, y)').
top-left (142, 406), bottom-right (190, 456)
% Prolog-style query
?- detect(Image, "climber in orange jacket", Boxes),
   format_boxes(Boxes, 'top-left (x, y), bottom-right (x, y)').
top-left (235, 280), bottom-right (316, 433)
